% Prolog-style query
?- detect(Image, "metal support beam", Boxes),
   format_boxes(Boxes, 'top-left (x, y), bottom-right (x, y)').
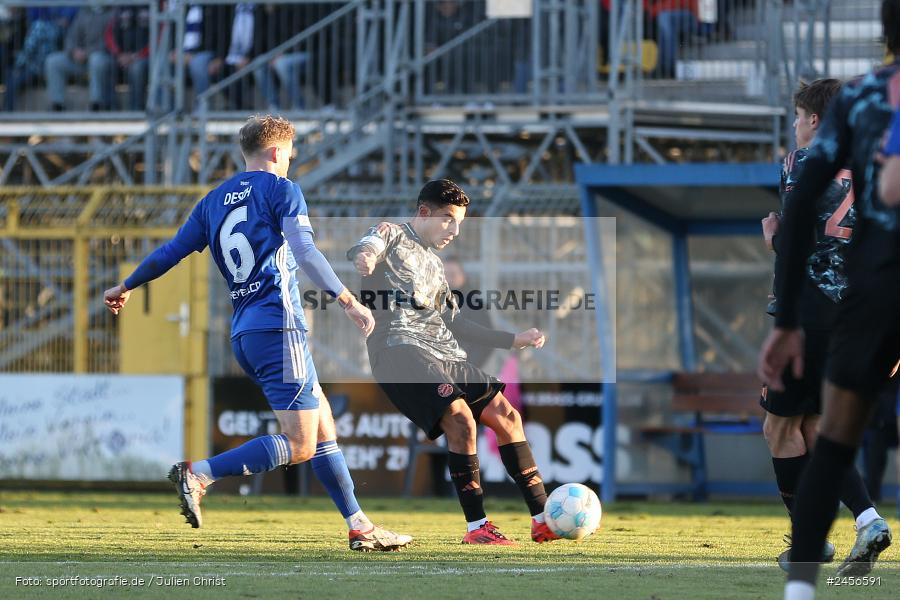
top-left (579, 187), bottom-right (617, 504)
top-left (673, 233), bottom-right (698, 372)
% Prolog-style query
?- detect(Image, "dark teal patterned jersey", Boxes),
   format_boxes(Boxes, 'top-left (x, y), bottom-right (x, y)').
top-left (775, 61), bottom-right (900, 328)
top-left (779, 148), bottom-right (856, 304)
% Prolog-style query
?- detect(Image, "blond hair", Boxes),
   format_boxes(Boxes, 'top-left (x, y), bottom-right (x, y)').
top-left (239, 114), bottom-right (295, 155)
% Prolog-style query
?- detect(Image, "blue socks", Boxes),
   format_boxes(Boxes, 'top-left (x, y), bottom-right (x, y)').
top-left (311, 440), bottom-right (368, 528)
top-left (201, 434), bottom-right (292, 480)
top-left (193, 436), bottom-right (372, 531)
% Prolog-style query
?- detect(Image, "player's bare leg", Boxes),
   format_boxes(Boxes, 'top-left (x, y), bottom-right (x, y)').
top-left (440, 399), bottom-right (513, 545)
top-left (168, 408), bottom-right (319, 528)
top-left (787, 383), bottom-right (891, 590)
top-left (763, 414), bottom-right (835, 569)
top-left (479, 392), bottom-right (559, 543)
top-left (313, 389), bottom-right (412, 551)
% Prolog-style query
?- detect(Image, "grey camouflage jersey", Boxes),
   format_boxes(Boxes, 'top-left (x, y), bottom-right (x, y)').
top-left (348, 223), bottom-right (468, 363)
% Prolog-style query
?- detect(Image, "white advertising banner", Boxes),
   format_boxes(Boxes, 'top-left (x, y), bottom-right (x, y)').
top-left (0, 374), bottom-right (184, 481)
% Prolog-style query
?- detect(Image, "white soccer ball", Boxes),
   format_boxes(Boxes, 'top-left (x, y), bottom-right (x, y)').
top-left (543, 483), bottom-right (602, 540)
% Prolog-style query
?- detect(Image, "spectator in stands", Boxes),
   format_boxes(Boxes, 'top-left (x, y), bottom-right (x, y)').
top-left (44, 5), bottom-right (114, 111)
top-left (6, 8), bottom-right (79, 111)
top-left (105, 5), bottom-right (152, 111)
top-left (223, 3), bottom-right (256, 110)
top-left (253, 3), bottom-right (310, 111)
top-left (425, 1), bottom-right (480, 96)
top-left (647, 0), bottom-right (715, 78)
top-left (177, 4), bottom-right (232, 100)
top-left (0, 6), bottom-right (27, 110)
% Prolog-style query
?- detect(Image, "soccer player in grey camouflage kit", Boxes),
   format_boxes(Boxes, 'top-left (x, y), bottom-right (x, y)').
top-left (347, 179), bottom-right (559, 545)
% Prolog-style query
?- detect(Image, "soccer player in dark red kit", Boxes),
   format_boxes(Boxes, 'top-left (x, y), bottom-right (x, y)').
top-left (758, 3), bottom-right (900, 598)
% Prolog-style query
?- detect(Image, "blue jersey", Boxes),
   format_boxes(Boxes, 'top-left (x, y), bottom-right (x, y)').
top-left (885, 106), bottom-right (900, 156)
top-left (204, 171), bottom-right (313, 336)
top-left (126, 171), bottom-right (314, 337)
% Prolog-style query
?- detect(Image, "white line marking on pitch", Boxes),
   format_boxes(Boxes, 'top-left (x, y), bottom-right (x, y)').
top-left (0, 561), bottom-right (795, 575)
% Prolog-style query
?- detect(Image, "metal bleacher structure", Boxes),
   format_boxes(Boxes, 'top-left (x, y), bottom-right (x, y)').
top-left (5, 0), bottom-right (883, 193)
top-left (1, 1), bottom-right (893, 498)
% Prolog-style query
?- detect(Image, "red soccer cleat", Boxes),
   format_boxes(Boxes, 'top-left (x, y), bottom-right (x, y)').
top-left (461, 521), bottom-right (516, 545)
top-left (531, 517), bottom-right (562, 543)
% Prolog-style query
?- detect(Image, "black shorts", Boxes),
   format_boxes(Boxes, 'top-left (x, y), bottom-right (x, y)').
top-left (371, 344), bottom-right (506, 440)
top-left (825, 270), bottom-right (900, 396)
top-left (760, 328), bottom-right (830, 417)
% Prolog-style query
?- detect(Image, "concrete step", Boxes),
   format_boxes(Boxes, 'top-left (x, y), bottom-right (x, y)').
top-left (674, 57), bottom-right (881, 82)
top-left (637, 79), bottom-right (776, 105)
top-left (823, 0), bottom-right (881, 21)
top-left (683, 39), bottom-right (883, 62)
top-left (734, 17), bottom-right (880, 43)
top-left (782, 20), bottom-right (881, 42)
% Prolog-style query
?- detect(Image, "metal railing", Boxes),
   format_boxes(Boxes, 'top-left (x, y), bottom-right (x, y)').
top-left (0, 0), bottom-right (888, 192)
top-left (0, 186), bottom-right (206, 373)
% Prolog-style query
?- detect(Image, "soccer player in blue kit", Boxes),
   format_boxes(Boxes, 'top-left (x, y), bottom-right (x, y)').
top-left (103, 115), bottom-right (412, 552)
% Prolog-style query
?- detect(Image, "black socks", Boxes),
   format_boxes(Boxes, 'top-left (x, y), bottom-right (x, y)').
top-left (840, 467), bottom-right (875, 519)
top-left (773, 452), bottom-right (874, 520)
top-left (447, 452), bottom-right (486, 523)
top-left (772, 454), bottom-right (809, 513)
top-left (788, 435), bottom-right (857, 583)
top-left (499, 441), bottom-right (548, 517)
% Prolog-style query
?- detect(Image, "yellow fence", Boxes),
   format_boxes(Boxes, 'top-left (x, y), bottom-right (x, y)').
top-left (0, 186), bottom-right (211, 456)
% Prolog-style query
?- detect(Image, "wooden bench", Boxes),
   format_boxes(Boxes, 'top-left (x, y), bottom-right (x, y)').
top-left (640, 372), bottom-right (765, 500)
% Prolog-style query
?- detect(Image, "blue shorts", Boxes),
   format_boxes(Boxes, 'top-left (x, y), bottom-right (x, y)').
top-left (232, 330), bottom-right (320, 411)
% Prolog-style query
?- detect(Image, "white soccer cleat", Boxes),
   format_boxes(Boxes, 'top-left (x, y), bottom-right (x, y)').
top-left (836, 518), bottom-right (892, 576)
top-left (349, 525), bottom-right (413, 552)
top-left (168, 461), bottom-right (206, 528)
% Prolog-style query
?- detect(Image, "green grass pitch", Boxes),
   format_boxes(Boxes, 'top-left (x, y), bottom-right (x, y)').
top-left (0, 491), bottom-right (897, 599)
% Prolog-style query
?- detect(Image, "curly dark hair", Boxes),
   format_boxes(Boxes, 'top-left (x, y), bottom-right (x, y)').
top-left (416, 179), bottom-right (470, 208)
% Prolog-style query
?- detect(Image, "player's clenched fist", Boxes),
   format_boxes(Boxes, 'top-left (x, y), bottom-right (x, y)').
top-left (354, 251), bottom-right (378, 276)
top-left (514, 328), bottom-right (546, 349)
top-left (103, 283), bottom-right (131, 315)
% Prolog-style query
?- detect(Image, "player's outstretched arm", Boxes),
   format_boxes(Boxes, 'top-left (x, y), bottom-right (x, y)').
top-left (513, 328), bottom-right (546, 349)
top-left (283, 220), bottom-right (374, 336)
top-left (105, 203), bottom-right (207, 315)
